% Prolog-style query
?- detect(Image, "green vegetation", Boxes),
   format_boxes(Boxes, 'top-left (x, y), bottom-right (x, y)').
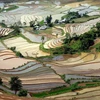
top-left (0, 78), bottom-right (3, 85)
top-left (93, 43), bottom-right (100, 52)
top-left (32, 79), bottom-right (100, 98)
top-left (40, 43), bottom-right (64, 55)
top-left (62, 12), bottom-right (81, 21)
top-left (0, 5), bottom-right (19, 12)
top-left (86, 82), bottom-right (100, 87)
top-left (0, 23), bottom-right (7, 28)
top-left (0, 24), bottom-right (21, 40)
top-left (9, 77), bottom-right (22, 95)
top-left (18, 89), bottom-right (28, 97)
top-left (10, 47), bottom-right (24, 58)
top-left (78, 80), bottom-right (100, 88)
top-left (50, 22), bottom-right (100, 55)
top-left (39, 28), bottom-right (52, 34)
top-left (32, 85), bottom-right (71, 98)
top-left (72, 15), bottom-right (100, 23)
top-left (61, 12), bottom-right (100, 23)
top-left (39, 20), bottom-right (44, 26)
top-left (16, 51), bottom-right (24, 58)
top-left (5, 5), bottom-right (18, 11)
top-left (32, 83), bottom-right (82, 98)
top-left (46, 15), bottom-right (53, 27)
top-left (0, 24), bottom-right (33, 43)
top-left (40, 22), bottom-right (100, 55)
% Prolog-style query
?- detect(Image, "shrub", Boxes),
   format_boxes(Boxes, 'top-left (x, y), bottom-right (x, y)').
top-left (16, 51), bottom-right (24, 58)
top-left (18, 89), bottom-right (27, 97)
top-left (0, 78), bottom-right (3, 85)
top-left (10, 47), bottom-right (16, 52)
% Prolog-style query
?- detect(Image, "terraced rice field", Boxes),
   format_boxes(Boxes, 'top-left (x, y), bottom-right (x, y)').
top-left (51, 52), bottom-right (96, 66)
top-left (0, 4), bottom-right (70, 26)
top-left (21, 15), bottom-right (43, 26)
top-left (21, 29), bottom-right (48, 43)
top-left (0, 41), bottom-right (62, 93)
top-left (0, 63), bottom-right (66, 93)
top-left (3, 37), bottom-right (49, 57)
top-left (44, 37), bottom-right (64, 49)
top-left (0, 49), bottom-right (32, 69)
top-left (44, 18), bottom-right (100, 49)
top-left (47, 87), bottom-right (100, 100)
top-left (0, 28), bottom-right (13, 37)
top-left (0, 41), bottom-right (32, 69)
top-left (0, 90), bottom-right (46, 100)
top-left (48, 52), bottom-right (100, 76)
top-left (50, 61), bottom-right (100, 76)
top-left (65, 18), bottom-right (100, 35)
top-left (87, 11), bottom-right (100, 16)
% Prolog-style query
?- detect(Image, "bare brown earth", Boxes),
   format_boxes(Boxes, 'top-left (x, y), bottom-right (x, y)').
top-left (0, 91), bottom-right (51, 100)
top-left (0, 50), bottom-right (33, 69)
top-left (47, 51), bottom-right (100, 76)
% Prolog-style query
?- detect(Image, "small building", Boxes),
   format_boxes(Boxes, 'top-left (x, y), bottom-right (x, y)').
top-left (39, 25), bottom-right (47, 30)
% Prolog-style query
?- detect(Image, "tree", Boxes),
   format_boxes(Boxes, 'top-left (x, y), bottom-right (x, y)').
top-left (16, 51), bottom-right (24, 58)
top-left (72, 33), bottom-right (79, 40)
top-left (11, 25), bottom-right (21, 35)
top-left (18, 89), bottom-right (27, 97)
top-left (30, 21), bottom-right (35, 27)
top-left (55, 19), bottom-right (59, 24)
top-left (64, 33), bottom-right (71, 44)
top-left (23, 22), bottom-right (26, 26)
top-left (9, 77), bottom-right (22, 95)
top-left (0, 78), bottom-right (3, 85)
top-left (81, 38), bottom-right (94, 51)
top-left (96, 23), bottom-right (100, 31)
top-left (41, 36), bottom-right (45, 43)
top-left (46, 15), bottom-right (52, 25)
top-left (10, 47), bottom-right (16, 52)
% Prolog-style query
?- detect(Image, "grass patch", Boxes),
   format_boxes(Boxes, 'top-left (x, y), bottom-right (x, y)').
top-left (93, 43), bottom-right (100, 52)
top-left (32, 83), bottom-right (82, 98)
top-left (4, 5), bottom-right (19, 12)
top-left (39, 43), bottom-right (51, 53)
top-left (32, 85), bottom-right (71, 98)
top-left (39, 28), bottom-right (52, 34)
top-left (72, 15), bottom-right (100, 23)
top-left (0, 23), bottom-right (7, 28)
top-left (39, 43), bottom-right (64, 55)
top-left (24, 27), bottom-right (52, 35)
top-left (32, 80), bottom-right (100, 98)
